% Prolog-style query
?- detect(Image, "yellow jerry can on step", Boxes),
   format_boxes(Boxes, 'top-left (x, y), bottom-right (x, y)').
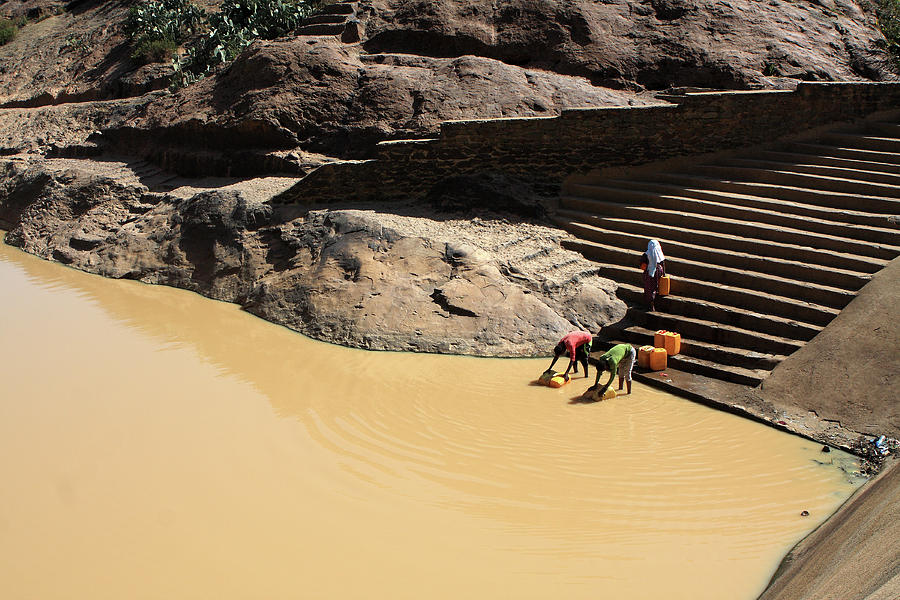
top-left (649, 347), bottom-right (668, 371)
top-left (658, 275), bottom-right (671, 296)
top-left (654, 330), bottom-right (681, 356)
top-left (638, 345), bottom-right (655, 369)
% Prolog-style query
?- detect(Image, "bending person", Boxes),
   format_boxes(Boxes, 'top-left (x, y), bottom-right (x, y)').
top-left (640, 239), bottom-right (666, 312)
top-left (545, 330), bottom-right (594, 381)
top-left (588, 343), bottom-right (636, 396)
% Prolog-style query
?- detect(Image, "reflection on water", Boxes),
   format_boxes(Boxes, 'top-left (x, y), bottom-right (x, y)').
top-left (0, 235), bottom-right (863, 600)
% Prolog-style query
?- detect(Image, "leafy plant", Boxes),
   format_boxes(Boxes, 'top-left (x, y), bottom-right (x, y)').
top-left (133, 38), bottom-right (179, 64)
top-left (125, 0), bottom-right (205, 63)
top-left (0, 18), bottom-right (18, 46)
top-left (128, 0), bottom-right (319, 85)
top-left (878, 0), bottom-right (900, 64)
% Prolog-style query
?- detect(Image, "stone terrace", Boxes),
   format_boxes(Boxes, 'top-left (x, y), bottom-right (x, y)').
top-left (557, 117), bottom-right (900, 385)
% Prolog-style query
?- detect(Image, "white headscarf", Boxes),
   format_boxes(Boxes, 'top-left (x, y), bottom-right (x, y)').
top-left (647, 240), bottom-right (665, 276)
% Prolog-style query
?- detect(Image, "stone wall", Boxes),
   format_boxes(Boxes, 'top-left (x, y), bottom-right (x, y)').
top-left (273, 82), bottom-right (900, 206)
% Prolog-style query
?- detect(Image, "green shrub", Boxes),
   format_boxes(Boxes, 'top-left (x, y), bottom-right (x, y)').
top-left (128, 0), bottom-right (319, 87)
top-left (132, 37), bottom-right (178, 64)
top-left (125, 0), bottom-right (205, 46)
top-left (0, 18), bottom-right (18, 46)
top-left (174, 0), bottom-right (316, 86)
top-left (878, 0), bottom-right (900, 63)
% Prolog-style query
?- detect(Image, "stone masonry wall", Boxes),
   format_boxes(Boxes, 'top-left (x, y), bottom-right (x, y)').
top-left (273, 82), bottom-right (900, 206)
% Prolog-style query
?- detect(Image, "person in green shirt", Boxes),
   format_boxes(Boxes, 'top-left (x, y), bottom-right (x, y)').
top-left (588, 343), bottom-right (636, 397)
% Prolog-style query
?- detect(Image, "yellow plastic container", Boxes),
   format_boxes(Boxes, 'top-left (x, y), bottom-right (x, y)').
top-left (548, 375), bottom-right (569, 388)
top-left (659, 275), bottom-right (671, 296)
top-left (649, 347), bottom-right (668, 371)
top-left (654, 330), bottom-right (681, 356)
top-left (654, 330), bottom-right (666, 348)
top-left (638, 345), bottom-right (655, 368)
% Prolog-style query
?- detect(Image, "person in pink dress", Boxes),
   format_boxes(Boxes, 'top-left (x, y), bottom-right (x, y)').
top-left (543, 330), bottom-right (596, 381)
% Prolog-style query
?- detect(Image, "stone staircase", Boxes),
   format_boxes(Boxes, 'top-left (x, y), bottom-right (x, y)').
top-left (296, 1), bottom-right (362, 42)
top-left (554, 119), bottom-right (900, 386)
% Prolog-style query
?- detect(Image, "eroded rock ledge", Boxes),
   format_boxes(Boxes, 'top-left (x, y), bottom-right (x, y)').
top-left (0, 156), bottom-right (626, 356)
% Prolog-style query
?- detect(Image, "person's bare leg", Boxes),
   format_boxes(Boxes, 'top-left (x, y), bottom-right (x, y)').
top-left (618, 374), bottom-right (624, 391)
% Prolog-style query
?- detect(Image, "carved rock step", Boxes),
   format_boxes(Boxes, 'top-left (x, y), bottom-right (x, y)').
top-left (318, 2), bottom-right (356, 15)
top-left (604, 324), bottom-right (785, 371)
top-left (785, 142), bottom-right (900, 166)
top-left (565, 176), bottom-right (898, 233)
top-left (559, 188), bottom-right (898, 252)
top-left (295, 23), bottom-right (346, 35)
top-left (717, 157), bottom-right (900, 187)
top-left (752, 149), bottom-right (900, 175)
top-left (645, 172), bottom-right (900, 214)
top-left (613, 282), bottom-right (823, 341)
top-left (562, 238), bottom-right (855, 309)
top-left (555, 213), bottom-right (872, 290)
top-left (623, 307), bottom-right (804, 355)
top-left (680, 164), bottom-right (900, 198)
top-left (303, 14), bottom-right (349, 25)
top-left (601, 332), bottom-right (769, 386)
top-left (865, 122), bottom-right (900, 138)
top-left (816, 132), bottom-right (900, 154)
top-left (598, 177), bottom-right (900, 232)
top-left (584, 261), bottom-right (841, 326)
top-left (560, 190), bottom-right (900, 261)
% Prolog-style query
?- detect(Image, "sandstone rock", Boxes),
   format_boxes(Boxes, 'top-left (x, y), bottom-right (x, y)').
top-left (0, 157), bottom-right (626, 357)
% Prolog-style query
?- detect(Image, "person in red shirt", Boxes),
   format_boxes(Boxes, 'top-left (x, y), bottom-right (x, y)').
top-left (543, 330), bottom-right (596, 381)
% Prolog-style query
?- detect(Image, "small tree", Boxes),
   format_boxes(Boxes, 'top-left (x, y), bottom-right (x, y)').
top-left (0, 18), bottom-right (18, 46)
top-left (878, 0), bottom-right (900, 64)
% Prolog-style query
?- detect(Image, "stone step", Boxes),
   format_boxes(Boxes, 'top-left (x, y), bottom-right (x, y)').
top-left (785, 142), bottom-right (900, 166)
top-left (318, 2), bottom-right (356, 15)
top-left (556, 214), bottom-right (872, 290)
top-left (645, 172), bottom-right (900, 215)
top-left (865, 122), bottom-right (900, 138)
top-left (607, 324), bottom-right (785, 371)
top-left (752, 149), bottom-right (900, 175)
top-left (561, 181), bottom-right (899, 247)
top-left (613, 282), bottom-right (823, 341)
top-left (665, 353), bottom-right (767, 386)
top-left (817, 132), bottom-right (900, 154)
top-left (560, 238), bottom-right (855, 309)
top-left (626, 308), bottom-right (803, 355)
top-left (716, 157), bottom-right (900, 187)
top-left (572, 254), bottom-right (841, 326)
top-left (684, 164), bottom-right (900, 198)
top-left (302, 14), bottom-right (349, 25)
top-left (601, 330), bottom-right (768, 385)
top-left (560, 190), bottom-right (900, 261)
top-left (295, 23), bottom-right (346, 35)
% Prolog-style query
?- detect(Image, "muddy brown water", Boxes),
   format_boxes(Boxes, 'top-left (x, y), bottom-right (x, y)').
top-left (0, 235), bottom-right (863, 600)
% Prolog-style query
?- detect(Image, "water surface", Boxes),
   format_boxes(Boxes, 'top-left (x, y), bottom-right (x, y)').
top-left (0, 236), bottom-right (862, 599)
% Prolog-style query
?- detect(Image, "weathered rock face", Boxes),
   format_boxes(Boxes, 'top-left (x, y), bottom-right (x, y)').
top-left (0, 157), bottom-right (626, 356)
top-left (127, 36), bottom-right (654, 158)
top-left (360, 0), bottom-right (897, 89)
top-left (0, 1), bottom-right (160, 106)
top-left (0, 0), bottom-right (895, 167)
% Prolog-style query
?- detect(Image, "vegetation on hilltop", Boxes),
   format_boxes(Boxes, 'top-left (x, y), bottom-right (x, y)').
top-left (878, 0), bottom-right (900, 64)
top-left (126, 0), bottom-right (319, 85)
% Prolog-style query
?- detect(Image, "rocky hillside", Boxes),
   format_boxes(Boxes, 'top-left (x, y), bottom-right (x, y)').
top-left (0, 0), bottom-right (895, 171)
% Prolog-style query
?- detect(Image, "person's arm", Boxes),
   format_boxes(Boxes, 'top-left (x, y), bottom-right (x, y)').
top-left (588, 358), bottom-right (613, 391)
top-left (545, 354), bottom-right (560, 373)
top-left (561, 359), bottom-right (576, 379)
top-left (596, 364), bottom-right (616, 394)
